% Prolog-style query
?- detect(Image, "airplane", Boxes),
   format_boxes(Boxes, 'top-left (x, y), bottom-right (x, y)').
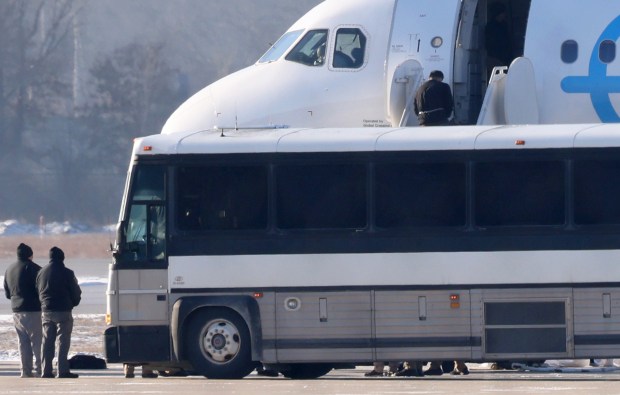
top-left (161, 0), bottom-right (620, 134)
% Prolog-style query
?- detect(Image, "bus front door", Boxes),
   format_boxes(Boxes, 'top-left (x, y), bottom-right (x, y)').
top-left (106, 196), bottom-right (171, 363)
top-left (117, 202), bottom-right (169, 324)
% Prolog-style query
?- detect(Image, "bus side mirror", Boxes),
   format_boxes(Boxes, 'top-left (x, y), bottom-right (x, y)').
top-left (114, 221), bottom-right (127, 257)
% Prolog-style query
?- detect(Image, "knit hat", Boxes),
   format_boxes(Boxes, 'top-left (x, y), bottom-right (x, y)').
top-left (17, 243), bottom-right (33, 259)
top-left (49, 246), bottom-right (65, 261)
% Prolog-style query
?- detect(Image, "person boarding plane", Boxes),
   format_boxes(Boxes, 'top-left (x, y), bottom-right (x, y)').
top-left (162, 0), bottom-right (620, 133)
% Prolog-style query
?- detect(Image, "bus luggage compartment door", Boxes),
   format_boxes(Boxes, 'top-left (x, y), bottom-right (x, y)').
top-left (117, 268), bottom-right (169, 323)
top-left (275, 291), bottom-right (372, 362)
top-left (479, 289), bottom-right (573, 360)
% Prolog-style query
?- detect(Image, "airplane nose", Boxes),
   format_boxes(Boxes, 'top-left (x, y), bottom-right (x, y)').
top-left (161, 86), bottom-right (222, 134)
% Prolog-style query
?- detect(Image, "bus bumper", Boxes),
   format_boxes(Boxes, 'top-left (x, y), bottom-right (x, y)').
top-left (104, 325), bottom-right (171, 363)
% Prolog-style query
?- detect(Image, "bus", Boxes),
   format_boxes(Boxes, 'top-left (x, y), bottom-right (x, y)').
top-left (105, 124), bottom-right (620, 379)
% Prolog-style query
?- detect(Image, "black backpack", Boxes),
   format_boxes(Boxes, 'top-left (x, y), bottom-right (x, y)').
top-left (68, 354), bottom-right (107, 369)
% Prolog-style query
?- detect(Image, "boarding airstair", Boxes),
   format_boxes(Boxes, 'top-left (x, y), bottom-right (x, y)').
top-left (477, 57), bottom-right (540, 125)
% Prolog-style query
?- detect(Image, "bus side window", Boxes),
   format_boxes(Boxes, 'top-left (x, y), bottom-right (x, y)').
top-left (375, 162), bottom-right (466, 228)
top-left (475, 160), bottom-right (565, 227)
top-left (574, 160), bottom-right (620, 225)
top-left (176, 166), bottom-right (268, 231)
top-left (276, 163), bottom-right (367, 229)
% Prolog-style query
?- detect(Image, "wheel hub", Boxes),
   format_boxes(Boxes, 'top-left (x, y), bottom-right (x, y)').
top-left (202, 320), bottom-right (241, 363)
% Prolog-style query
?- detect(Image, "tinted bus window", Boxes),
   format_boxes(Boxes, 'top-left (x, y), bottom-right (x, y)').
top-left (375, 162), bottom-right (466, 228)
top-left (132, 165), bottom-right (165, 201)
top-left (176, 166), bottom-right (268, 231)
top-left (276, 163), bottom-right (366, 229)
top-left (574, 160), bottom-right (620, 225)
top-left (475, 161), bottom-right (565, 226)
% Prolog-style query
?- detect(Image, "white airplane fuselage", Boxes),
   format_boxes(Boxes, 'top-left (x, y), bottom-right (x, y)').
top-left (162, 0), bottom-right (620, 134)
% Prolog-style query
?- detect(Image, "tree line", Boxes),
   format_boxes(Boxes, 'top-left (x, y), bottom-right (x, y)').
top-left (0, 1), bottom-right (186, 225)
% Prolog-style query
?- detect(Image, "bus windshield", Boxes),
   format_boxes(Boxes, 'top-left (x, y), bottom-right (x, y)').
top-left (121, 165), bottom-right (166, 263)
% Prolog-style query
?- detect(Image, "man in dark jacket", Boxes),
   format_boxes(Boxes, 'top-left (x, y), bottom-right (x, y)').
top-left (36, 246), bottom-right (82, 379)
top-left (414, 70), bottom-right (454, 126)
top-left (485, 2), bottom-right (513, 71)
top-left (3, 243), bottom-right (42, 378)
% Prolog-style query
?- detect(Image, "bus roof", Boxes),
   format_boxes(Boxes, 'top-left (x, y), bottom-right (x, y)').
top-left (133, 124), bottom-right (620, 157)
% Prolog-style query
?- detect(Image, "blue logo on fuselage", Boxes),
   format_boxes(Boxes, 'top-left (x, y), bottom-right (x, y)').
top-left (561, 15), bottom-right (620, 122)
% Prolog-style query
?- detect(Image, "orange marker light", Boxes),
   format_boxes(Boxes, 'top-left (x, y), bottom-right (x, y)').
top-left (143, 145), bottom-right (153, 151)
top-left (450, 294), bottom-right (460, 309)
top-left (253, 292), bottom-right (263, 299)
top-left (515, 140), bottom-right (526, 146)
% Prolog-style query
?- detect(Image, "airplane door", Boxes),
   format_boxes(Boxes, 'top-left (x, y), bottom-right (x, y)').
top-left (387, 59), bottom-right (424, 126)
top-left (386, 0), bottom-right (461, 124)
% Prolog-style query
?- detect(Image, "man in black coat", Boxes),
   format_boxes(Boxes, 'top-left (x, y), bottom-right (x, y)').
top-left (414, 70), bottom-right (454, 126)
top-left (3, 243), bottom-right (42, 378)
top-left (36, 246), bottom-right (82, 378)
top-left (485, 2), bottom-right (513, 71)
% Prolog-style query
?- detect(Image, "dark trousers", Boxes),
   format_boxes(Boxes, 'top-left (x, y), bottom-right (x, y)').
top-left (41, 311), bottom-right (73, 376)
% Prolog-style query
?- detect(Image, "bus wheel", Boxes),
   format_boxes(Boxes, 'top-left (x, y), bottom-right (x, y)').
top-left (280, 363), bottom-right (332, 379)
top-left (185, 308), bottom-right (254, 379)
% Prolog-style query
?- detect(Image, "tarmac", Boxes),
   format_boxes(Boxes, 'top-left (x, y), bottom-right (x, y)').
top-left (1, 362), bottom-right (620, 395)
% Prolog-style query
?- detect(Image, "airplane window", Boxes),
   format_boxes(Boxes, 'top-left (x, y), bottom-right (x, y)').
top-left (285, 29), bottom-right (328, 67)
top-left (333, 28), bottom-right (367, 69)
top-left (258, 30), bottom-right (303, 63)
top-left (599, 40), bottom-right (616, 64)
top-left (561, 40), bottom-right (578, 64)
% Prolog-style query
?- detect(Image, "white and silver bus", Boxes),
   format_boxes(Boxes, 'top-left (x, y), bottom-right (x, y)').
top-left (105, 124), bottom-right (620, 378)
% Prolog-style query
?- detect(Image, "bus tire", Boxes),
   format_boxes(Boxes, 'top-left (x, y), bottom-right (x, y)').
top-left (280, 363), bottom-right (332, 379)
top-left (184, 308), bottom-right (254, 379)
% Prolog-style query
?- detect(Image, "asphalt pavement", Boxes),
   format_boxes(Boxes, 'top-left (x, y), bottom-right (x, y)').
top-left (1, 362), bottom-right (620, 395)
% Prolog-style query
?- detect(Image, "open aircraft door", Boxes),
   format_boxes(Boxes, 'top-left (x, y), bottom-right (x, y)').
top-left (388, 59), bottom-right (424, 126)
top-left (386, 0), bottom-right (461, 126)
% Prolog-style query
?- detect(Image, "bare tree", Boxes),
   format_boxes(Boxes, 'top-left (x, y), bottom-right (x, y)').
top-left (0, 0), bottom-right (76, 156)
top-left (34, 41), bottom-right (186, 223)
top-left (83, 41), bottom-right (183, 167)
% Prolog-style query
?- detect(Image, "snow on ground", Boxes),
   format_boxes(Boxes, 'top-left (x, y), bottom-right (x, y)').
top-left (0, 276), bottom-right (107, 288)
top-left (0, 219), bottom-right (115, 236)
top-left (0, 314), bottom-right (105, 361)
top-left (0, 274), bottom-right (108, 361)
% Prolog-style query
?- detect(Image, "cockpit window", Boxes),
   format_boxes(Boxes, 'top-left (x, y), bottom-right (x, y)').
top-left (332, 28), bottom-right (367, 69)
top-left (258, 30), bottom-right (304, 63)
top-left (600, 40), bottom-right (616, 64)
top-left (285, 29), bottom-right (328, 67)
